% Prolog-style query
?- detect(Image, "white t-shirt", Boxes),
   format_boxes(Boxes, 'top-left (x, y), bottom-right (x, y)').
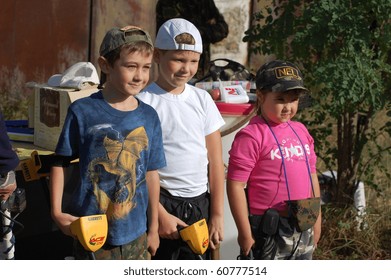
top-left (138, 83), bottom-right (225, 197)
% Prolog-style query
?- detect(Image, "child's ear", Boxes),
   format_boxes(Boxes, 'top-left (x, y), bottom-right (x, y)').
top-left (98, 56), bottom-right (109, 74)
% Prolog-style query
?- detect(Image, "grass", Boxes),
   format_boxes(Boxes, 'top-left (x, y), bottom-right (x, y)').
top-left (314, 202), bottom-right (391, 260)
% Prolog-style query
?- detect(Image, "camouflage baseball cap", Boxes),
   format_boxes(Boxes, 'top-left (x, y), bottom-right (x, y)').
top-left (99, 25), bottom-right (153, 56)
top-left (255, 60), bottom-right (308, 93)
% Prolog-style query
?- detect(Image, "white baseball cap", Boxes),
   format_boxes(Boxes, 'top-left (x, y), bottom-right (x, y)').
top-left (47, 62), bottom-right (100, 90)
top-left (155, 18), bottom-right (203, 54)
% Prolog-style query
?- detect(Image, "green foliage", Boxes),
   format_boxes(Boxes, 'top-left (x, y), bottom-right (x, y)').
top-left (245, 0), bottom-right (391, 202)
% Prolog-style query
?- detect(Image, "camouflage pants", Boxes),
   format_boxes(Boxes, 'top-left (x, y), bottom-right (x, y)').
top-left (73, 233), bottom-right (150, 260)
top-left (250, 216), bottom-right (315, 260)
top-left (274, 218), bottom-right (315, 260)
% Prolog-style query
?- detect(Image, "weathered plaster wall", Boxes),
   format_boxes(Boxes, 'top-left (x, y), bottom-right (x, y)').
top-left (212, 0), bottom-right (251, 66)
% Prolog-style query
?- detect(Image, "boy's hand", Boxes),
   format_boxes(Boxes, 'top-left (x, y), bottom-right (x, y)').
top-left (147, 230), bottom-right (160, 256)
top-left (51, 212), bottom-right (79, 237)
top-left (158, 208), bottom-right (188, 239)
top-left (208, 214), bottom-right (224, 250)
top-left (0, 181), bottom-right (16, 201)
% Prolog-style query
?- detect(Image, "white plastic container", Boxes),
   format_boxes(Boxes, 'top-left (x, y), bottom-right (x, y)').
top-left (220, 84), bottom-right (249, 104)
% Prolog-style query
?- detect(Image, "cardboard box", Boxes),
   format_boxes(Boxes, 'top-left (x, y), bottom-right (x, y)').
top-left (33, 84), bottom-right (98, 151)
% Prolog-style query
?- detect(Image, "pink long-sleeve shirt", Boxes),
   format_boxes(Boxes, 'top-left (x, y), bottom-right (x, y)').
top-left (227, 116), bottom-right (317, 215)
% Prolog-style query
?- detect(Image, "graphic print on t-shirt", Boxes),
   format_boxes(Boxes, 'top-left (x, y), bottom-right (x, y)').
top-left (88, 126), bottom-right (148, 220)
top-left (270, 137), bottom-right (310, 162)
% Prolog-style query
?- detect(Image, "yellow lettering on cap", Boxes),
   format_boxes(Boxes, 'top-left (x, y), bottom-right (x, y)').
top-left (275, 67), bottom-right (301, 80)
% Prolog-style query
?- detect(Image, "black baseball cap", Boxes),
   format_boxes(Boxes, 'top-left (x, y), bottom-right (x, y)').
top-left (255, 60), bottom-right (308, 92)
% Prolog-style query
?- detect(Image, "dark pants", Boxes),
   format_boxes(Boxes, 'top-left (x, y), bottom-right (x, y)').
top-left (153, 189), bottom-right (211, 260)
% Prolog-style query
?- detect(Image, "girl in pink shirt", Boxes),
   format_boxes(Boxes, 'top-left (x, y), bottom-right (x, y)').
top-left (227, 60), bottom-right (321, 260)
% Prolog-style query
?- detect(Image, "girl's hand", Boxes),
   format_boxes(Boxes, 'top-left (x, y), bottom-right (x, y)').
top-left (237, 233), bottom-right (255, 257)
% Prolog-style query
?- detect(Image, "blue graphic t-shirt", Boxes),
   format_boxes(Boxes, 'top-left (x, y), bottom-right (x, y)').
top-left (55, 91), bottom-right (166, 245)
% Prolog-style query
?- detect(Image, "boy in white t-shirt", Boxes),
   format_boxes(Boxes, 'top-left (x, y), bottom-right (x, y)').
top-left (138, 18), bottom-right (225, 260)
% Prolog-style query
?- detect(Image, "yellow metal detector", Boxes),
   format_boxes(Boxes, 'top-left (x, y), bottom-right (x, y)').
top-left (179, 218), bottom-right (209, 257)
top-left (70, 214), bottom-right (108, 259)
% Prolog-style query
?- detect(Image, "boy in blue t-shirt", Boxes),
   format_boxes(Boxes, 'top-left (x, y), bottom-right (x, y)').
top-left (49, 26), bottom-right (166, 260)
